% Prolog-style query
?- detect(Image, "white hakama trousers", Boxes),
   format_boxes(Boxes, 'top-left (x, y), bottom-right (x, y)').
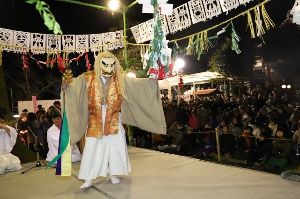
top-left (78, 106), bottom-right (131, 180)
top-left (0, 152), bottom-right (22, 175)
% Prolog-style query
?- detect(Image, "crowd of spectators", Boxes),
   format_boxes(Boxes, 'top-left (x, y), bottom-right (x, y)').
top-left (154, 82), bottom-right (300, 173)
top-left (16, 101), bottom-right (62, 159)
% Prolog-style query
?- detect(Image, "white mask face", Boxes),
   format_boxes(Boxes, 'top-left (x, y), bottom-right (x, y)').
top-left (100, 57), bottom-right (116, 77)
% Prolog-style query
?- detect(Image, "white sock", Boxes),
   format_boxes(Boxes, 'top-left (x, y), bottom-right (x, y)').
top-left (80, 179), bottom-right (92, 189)
top-left (110, 176), bottom-right (120, 184)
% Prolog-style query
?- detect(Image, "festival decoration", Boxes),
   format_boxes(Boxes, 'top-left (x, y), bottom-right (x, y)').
top-left (85, 52), bottom-right (91, 71)
top-left (291, 0), bottom-right (300, 25)
top-left (22, 53), bottom-right (29, 70)
top-left (146, 0), bottom-right (172, 79)
top-left (219, 0), bottom-right (240, 13)
top-left (30, 33), bottom-right (46, 54)
top-left (239, 0), bottom-right (253, 4)
top-left (167, 3), bottom-right (192, 34)
top-left (231, 22), bottom-right (241, 54)
top-left (62, 68), bottom-right (73, 84)
top-left (47, 34), bottom-right (61, 51)
top-left (0, 28), bottom-right (13, 51)
top-left (62, 35), bottom-right (76, 51)
top-left (188, 0), bottom-right (207, 24)
top-left (203, 0), bottom-right (222, 19)
top-left (247, 11), bottom-right (256, 38)
top-left (75, 35), bottom-right (89, 53)
top-left (14, 31), bottom-right (30, 53)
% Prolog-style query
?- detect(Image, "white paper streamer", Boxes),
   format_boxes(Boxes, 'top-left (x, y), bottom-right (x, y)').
top-left (46, 34), bottom-right (61, 52)
top-left (30, 33), bottom-right (46, 54)
top-left (219, 0), bottom-right (240, 13)
top-left (0, 28), bottom-right (13, 51)
top-left (13, 31), bottom-right (30, 52)
top-left (76, 35), bottom-right (89, 52)
top-left (167, 3), bottom-right (191, 34)
top-left (202, 0), bottom-right (222, 19)
top-left (239, 0), bottom-right (253, 4)
top-left (90, 34), bottom-right (103, 52)
top-left (188, 0), bottom-right (207, 24)
top-left (62, 35), bottom-right (76, 51)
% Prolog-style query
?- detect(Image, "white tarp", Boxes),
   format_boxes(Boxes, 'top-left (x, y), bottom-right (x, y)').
top-left (18, 99), bottom-right (60, 114)
top-left (159, 71), bottom-right (224, 89)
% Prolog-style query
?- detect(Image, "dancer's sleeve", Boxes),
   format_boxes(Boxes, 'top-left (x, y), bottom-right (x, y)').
top-left (48, 74), bottom-right (88, 176)
top-left (121, 77), bottom-right (166, 135)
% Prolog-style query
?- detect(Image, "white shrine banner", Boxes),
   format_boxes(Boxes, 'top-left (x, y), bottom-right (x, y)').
top-left (62, 35), bottom-right (76, 51)
top-left (239, 0), bottom-right (254, 5)
top-left (30, 33), bottom-right (46, 54)
top-left (130, 25), bottom-right (142, 43)
top-left (75, 35), bottom-right (89, 52)
top-left (188, 0), bottom-right (207, 24)
top-left (89, 33), bottom-right (103, 52)
top-left (0, 28), bottom-right (13, 51)
top-left (115, 30), bottom-right (124, 49)
top-left (202, 0), bottom-right (222, 19)
top-left (13, 31), bottom-right (30, 52)
top-left (46, 34), bottom-right (61, 52)
top-left (167, 3), bottom-right (192, 34)
top-left (219, 0), bottom-right (240, 13)
top-left (102, 32), bottom-right (119, 51)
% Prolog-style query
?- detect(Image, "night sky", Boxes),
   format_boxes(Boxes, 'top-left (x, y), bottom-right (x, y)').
top-left (0, 0), bottom-right (300, 101)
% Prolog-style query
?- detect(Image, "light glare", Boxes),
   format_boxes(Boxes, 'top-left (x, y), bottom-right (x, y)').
top-left (127, 72), bottom-right (136, 78)
top-left (108, 0), bottom-right (120, 11)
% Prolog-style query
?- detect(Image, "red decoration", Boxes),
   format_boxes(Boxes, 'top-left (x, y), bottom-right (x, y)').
top-left (156, 58), bottom-right (165, 80)
top-left (85, 52), bottom-right (91, 71)
top-left (167, 62), bottom-right (174, 77)
top-left (178, 74), bottom-right (183, 89)
top-left (22, 53), bottom-right (29, 70)
top-left (57, 53), bottom-right (65, 73)
top-left (158, 65), bottom-right (165, 80)
top-left (148, 67), bottom-right (158, 79)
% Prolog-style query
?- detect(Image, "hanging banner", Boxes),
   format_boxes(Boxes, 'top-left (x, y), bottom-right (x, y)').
top-left (188, 0), bottom-right (207, 24)
top-left (30, 33), bottom-right (46, 54)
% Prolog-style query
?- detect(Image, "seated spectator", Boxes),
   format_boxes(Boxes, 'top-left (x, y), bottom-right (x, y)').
top-left (253, 130), bottom-right (273, 167)
top-left (168, 121), bottom-right (185, 151)
top-left (265, 127), bottom-right (293, 173)
top-left (46, 109), bottom-right (81, 164)
top-left (268, 118), bottom-right (278, 137)
top-left (229, 117), bottom-right (242, 135)
top-left (234, 126), bottom-right (256, 164)
top-left (0, 115), bottom-right (22, 174)
top-left (219, 125), bottom-right (236, 157)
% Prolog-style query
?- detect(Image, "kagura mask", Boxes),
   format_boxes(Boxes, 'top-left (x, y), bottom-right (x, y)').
top-left (99, 56), bottom-right (116, 77)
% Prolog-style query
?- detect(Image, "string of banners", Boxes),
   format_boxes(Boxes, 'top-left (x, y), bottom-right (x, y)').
top-left (131, 0), bottom-right (255, 43)
top-left (0, 29), bottom-right (124, 54)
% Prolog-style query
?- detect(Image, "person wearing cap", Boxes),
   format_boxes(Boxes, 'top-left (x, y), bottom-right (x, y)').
top-left (46, 109), bottom-right (81, 164)
top-left (0, 115), bottom-right (22, 174)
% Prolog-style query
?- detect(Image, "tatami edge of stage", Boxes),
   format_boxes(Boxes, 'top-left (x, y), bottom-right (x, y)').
top-left (1, 147), bottom-right (300, 199)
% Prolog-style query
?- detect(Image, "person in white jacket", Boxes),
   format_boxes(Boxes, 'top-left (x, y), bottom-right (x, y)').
top-left (0, 115), bottom-right (22, 175)
top-left (46, 109), bottom-right (81, 164)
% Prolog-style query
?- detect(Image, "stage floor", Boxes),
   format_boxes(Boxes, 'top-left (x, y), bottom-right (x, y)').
top-left (1, 147), bottom-right (300, 199)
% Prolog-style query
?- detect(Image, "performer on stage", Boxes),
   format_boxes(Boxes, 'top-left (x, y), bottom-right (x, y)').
top-left (63, 52), bottom-right (166, 188)
top-left (46, 109), bottom-right (81, 164)
top-left (0, 115), bottom-right (22, 175)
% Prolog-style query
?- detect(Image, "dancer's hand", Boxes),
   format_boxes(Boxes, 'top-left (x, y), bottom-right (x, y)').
top-left (61, 82), bottom-right (68, 91)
